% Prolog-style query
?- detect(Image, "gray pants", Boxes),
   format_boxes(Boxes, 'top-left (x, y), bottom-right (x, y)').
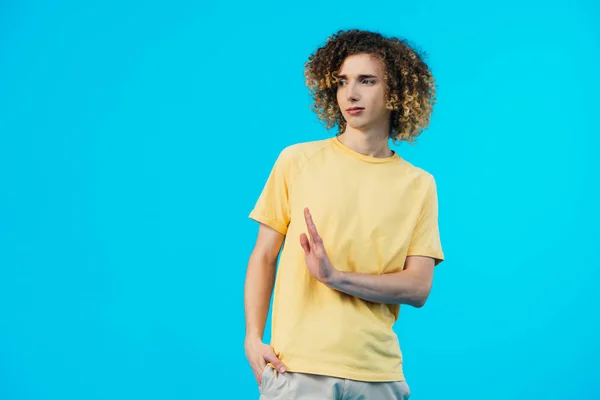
top-left (258, 366), bottom-right (411, 400)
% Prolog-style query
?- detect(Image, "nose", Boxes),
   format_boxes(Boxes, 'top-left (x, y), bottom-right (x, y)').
top-left (346, 81), bottom-right (359, 102)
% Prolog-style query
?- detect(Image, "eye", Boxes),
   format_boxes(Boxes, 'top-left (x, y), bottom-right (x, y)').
top-left (363, 79), bottom-right (375, 85)
top-left (338, 80), bottom-right (346, 87)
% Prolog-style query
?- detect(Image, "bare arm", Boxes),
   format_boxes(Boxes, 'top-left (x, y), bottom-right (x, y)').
top-left (244, 223), bottom-right (282, 339)
top-left (300, 207), bottom-right (436, 308)
top-left (244, 223), bottom-right (287, 383)
top-left (326, 256), bottom-right (435, 307)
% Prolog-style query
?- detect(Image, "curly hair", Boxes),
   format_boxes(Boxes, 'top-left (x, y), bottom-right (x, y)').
top-left (303, 29), bottom-right (437, 145)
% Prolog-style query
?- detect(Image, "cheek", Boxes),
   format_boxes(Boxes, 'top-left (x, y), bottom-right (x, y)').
top-left (375, 91), bottom-right (388, 111)
top-left (336, 92), bottom-right (344, 108)
top-left (367, 93), bottom-right (384, 110)
top-left (377, 88), bottom-right (387, 104)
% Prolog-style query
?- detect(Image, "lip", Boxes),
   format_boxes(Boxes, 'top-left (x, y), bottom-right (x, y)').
top-left (347, 108), bottom-right (364, 115)
top-left (346, 107), bottom-right (364, 111)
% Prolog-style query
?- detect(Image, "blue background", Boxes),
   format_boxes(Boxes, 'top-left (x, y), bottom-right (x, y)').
top-left (1, 0), bottom-right (599, 399)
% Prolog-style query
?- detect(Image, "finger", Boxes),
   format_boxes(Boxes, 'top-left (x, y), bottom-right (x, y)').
top-left (299, 233), bottom-right (310, 254)
top-left (264, 349), bottom-right (287, 373)
top-left (254, 360), bottom-right (266, 383)
top-left (304, 208), bottom-right (321, 244)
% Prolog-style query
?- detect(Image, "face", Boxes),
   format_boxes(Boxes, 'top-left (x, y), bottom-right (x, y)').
top-left (335, 53), bottom-right (390, 132)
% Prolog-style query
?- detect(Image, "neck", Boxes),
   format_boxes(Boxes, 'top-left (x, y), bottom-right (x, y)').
top-left (337, 126), bottom-right (394, 158)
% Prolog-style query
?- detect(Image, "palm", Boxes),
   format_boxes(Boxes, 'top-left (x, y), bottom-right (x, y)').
top-left (300, 208), bottom-right (336, 283)
top-left (304, 242), bottom-right (328, 278)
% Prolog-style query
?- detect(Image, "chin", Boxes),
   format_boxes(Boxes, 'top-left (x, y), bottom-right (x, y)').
top-left (347, 121), bottom-right (371, 130)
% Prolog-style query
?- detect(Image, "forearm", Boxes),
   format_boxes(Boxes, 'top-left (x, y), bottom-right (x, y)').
top-left (327, 269), bottom-right (430, 307)
top-left (244, 254), bottom-right (276, 340)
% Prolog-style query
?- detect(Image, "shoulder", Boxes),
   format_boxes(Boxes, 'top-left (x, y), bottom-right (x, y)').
top-left (396, 158), bottom-right (438, 192)
top-left (276, 138), bottom-right (331, 167)
top-left (397, 157), bottom-right (436, 181)
top-left (279, 138), bottom-right (330, 158)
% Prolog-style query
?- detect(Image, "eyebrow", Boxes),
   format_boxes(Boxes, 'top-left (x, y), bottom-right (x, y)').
top-left (336, 74), bottom-right (378, 79)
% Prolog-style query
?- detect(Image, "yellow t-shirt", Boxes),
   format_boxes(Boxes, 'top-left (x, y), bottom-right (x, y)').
top-left (249, 137), bottom-right (445, 382)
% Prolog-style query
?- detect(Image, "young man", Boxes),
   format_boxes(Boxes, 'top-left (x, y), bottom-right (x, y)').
top-left (244, 29), bottom-right (444, 400)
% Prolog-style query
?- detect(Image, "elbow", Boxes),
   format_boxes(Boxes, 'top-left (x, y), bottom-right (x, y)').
top-left (410, 286), bottom-right (432, 308)
top-left (397, 294), bottom-right (428, 308)
top-left (412, 296), bottom-right (428, 308)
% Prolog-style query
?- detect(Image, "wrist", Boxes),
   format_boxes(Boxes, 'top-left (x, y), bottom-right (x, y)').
top-left (324, 268), bottom-right (345, 288)
top-left (245, 331), bottom-right (263, 344)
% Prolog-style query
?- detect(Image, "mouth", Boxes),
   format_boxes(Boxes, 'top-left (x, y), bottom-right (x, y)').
top-left (347, 107), bottom-right (364, 115)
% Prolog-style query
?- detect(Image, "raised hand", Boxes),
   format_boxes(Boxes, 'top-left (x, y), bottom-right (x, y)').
top-left (299, 207), bottom-right (339, 284)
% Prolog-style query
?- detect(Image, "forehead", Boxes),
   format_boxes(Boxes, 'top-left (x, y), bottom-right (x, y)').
top-left (336, 53), bottom-right (384, 76)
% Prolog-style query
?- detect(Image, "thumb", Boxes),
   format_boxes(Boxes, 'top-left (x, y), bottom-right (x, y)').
top-left (299, 233), bottom-right (310, 254)
top-left (264, 348), bottom-right (287, 373)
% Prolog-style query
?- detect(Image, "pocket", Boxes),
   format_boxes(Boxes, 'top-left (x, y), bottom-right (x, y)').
top-left (259, 365), bottom-right (271, 394)
top-left (389, 380), bottom-right (411, 399)
top-left (399, 380), bottom-right (411, 399)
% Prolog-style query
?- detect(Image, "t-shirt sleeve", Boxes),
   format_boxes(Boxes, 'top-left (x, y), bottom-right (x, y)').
top-left (406, 175), bottom-right (445, 266)
top-left (248, 148), bottom-right (294, 235)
